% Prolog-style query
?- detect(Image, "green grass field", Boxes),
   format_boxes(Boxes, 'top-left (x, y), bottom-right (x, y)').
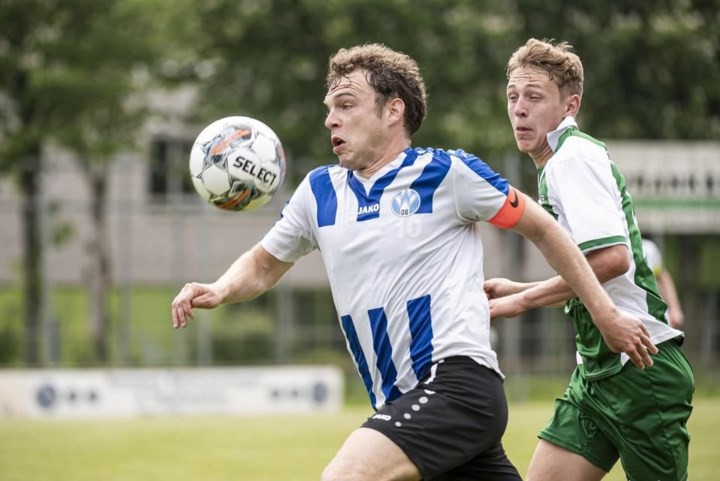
top-left (1, 397), bottom-right (717, 481)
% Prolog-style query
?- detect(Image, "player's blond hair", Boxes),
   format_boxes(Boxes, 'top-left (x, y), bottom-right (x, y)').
top-left (506, 38), bottom-right (584, 99)
top-left (327, 43), bottom-right (427, 136)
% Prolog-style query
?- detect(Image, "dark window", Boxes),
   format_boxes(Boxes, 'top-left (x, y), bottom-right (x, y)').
top-left (148, 138), bottom-right (195, 200)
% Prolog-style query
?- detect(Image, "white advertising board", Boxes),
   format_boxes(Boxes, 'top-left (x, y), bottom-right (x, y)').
top-left (0, 366), bottom-right (343, 418)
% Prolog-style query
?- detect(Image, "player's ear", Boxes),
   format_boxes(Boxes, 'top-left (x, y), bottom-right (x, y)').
top-left (386, 97), bottom-right (405, 124)
top-left (565, 94), bottom-right (581, 116)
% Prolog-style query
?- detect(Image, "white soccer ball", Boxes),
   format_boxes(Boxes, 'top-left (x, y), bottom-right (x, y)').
top-left (189, 116), bottom-right (286, 212)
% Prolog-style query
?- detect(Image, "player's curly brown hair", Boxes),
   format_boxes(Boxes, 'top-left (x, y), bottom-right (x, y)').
top-left (327, 43), bottom-right (427, 136)
top-left (506, 38), bottom-right (584, 99)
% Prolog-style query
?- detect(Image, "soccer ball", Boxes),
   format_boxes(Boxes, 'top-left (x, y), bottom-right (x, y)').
top-left (189, 116), bottom-right (286, 212)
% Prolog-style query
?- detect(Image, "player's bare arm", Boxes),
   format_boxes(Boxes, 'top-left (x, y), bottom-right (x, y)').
top-left (488, 244), bottom-right (630, 311)
top-left (507, 199), bottom-right (612, 308)
top-left (508, 200), bottom-right (657, 368)
top-left (484, 278), bottom-right (539, 300)
top-left (171, 243), bottom-right (293, 329)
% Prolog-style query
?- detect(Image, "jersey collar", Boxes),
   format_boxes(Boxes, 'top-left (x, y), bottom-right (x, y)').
top-left (547, 116), bottom-right (578, 152)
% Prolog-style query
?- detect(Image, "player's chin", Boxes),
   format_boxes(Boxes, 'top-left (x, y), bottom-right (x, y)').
top-left (336, 154), bottom-right (354, 169)
top-left (514, 139), bottom-right (534, 154)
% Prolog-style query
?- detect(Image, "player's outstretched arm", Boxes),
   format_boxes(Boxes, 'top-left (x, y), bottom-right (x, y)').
top-left (171, 243), bottom-right (293, 329)
top-left (508, 198), bottom-right (657, 368)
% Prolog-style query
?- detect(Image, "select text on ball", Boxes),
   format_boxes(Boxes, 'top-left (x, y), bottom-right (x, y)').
top-left (232, 156), bottom-right (278, 186)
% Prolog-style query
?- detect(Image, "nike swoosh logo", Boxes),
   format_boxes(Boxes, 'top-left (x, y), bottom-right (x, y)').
top-left (509, 189), bottom-right (519, 208)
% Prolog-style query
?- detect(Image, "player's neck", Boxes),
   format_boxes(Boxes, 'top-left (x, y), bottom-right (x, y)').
top-left (530, 142), bottom-right (554, 169)
top-left (356, 138), bottom-right (411, 179)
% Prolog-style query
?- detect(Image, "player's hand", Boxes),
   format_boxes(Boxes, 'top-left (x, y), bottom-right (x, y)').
top-left (594, 311), bottom-right (658, 369)
top-left (488, 294), bottom-right (528, 319)
top-left (171, 282), bottom-right (223, 329)
top-left (484, 278), bottom-right (527, 300)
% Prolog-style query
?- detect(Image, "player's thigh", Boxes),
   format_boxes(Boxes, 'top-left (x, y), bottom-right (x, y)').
top-left (321, 427), bottom-right (421, 481)
top-left (362, 358), bottom-right (515, 479)
top-left (607, 340), bottom-right (694, 480)
top-left (526, 440), bottom-right (606, 481)
top-left (537, 387), bottom-right (619, 474)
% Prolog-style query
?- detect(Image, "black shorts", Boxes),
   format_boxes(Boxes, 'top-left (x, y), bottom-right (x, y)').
top-left (362, 357), bottom-right (521, 481)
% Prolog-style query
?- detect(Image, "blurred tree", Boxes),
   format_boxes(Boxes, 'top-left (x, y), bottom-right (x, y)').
top-left (176, 0), bottom-right (518, 186)
top-left (0, 0), bottom-right (161, 364)
top-left (510, 0), bottom-right (720, 140)
top-left (176, 0), bottom-right (718, 188)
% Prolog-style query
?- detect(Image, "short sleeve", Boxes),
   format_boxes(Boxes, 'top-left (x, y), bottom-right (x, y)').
top-left (546, 153), bottom-right (626, 252)
top-left (261, 176), bottom-right (317, 263)
top-left (451, 150), bottom-right (524, 228)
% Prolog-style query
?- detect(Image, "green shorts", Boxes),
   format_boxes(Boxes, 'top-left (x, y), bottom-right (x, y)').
top-left (539, 339), bottom-right (694, 480)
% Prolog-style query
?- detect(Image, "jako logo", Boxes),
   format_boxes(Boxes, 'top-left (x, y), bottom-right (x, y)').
top-left (391, 189), bottom-right (421, 217)
top-left (358, 204), bottom-right (380, 215)
top-left (372, 413), bottom-right (392, 421)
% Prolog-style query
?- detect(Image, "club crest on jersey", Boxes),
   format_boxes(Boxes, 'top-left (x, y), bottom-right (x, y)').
top-left (391, 188), bottom-right (421, 217)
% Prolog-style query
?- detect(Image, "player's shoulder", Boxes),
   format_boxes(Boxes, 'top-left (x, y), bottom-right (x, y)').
top-left (304, 163), bottom-right (347, 185)
top-left (413, 146), bottom-right (454, 165)
top-left (551, 130), bottom-right (610, 172)
top-left (291, 164), bottom-right (346, 207)
top-left (415, 146), bottom-right (476, 161)
top-left (419, 146), bottom-right (496, 175)
top-left (558, 130), bottom-right (607, 157)
top-left (306, 163), bottom-right (344, 177)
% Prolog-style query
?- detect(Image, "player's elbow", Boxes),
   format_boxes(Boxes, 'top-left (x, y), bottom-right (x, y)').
top-left (612, 253), bottom-right (631, 278)
top-left (587, 244), bottom-right (631, 282)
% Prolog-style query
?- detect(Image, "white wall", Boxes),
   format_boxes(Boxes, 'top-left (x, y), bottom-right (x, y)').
top-left (1, 141), bottom-right (718, 287)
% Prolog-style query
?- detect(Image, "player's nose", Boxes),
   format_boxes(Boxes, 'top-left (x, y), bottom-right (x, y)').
top-left (324, 109), bottom-right (340, 129)
top-left (511, 98), bottom-right (528, 118)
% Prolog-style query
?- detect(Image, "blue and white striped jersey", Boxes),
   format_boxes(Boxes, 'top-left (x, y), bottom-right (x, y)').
top-left (262, 147), bottom-right (522, 409)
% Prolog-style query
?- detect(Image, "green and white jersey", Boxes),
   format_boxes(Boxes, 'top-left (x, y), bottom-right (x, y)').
top-left (538, 117), bottom-right (683, 380)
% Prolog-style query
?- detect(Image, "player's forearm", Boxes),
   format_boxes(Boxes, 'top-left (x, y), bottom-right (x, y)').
top-left (519, 276), bottom-right (575, 309)
top-left (212, 251), bottom-right (265, 303)
top-left (512, 201), bottom-right (620, 323)
top-left (520, 246), bottom-right (630, 309)
top-left (214, 244), bottom-right (290, 304)
top-left (529, 218), bottom-right (619, 321)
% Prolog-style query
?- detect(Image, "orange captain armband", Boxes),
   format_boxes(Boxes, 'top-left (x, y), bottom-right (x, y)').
top-left (488, 186), bottom-right (526, 229)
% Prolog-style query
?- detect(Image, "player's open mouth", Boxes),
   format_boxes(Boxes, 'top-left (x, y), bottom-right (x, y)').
top-left (331, 136), bottom-right (346, 153)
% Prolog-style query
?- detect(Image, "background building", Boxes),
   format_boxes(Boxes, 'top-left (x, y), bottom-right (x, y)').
top-left (1, 135), bottom-right (718, 394)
